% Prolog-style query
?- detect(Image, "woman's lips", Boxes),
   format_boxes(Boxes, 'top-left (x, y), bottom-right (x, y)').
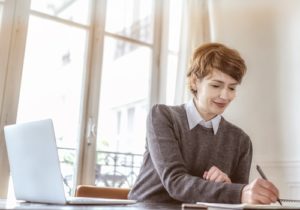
top-left (214, 102), bottom-right (227, 108)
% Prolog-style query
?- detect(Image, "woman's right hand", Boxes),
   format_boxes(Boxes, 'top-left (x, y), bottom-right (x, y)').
top-left (203, 166), bottom-right (231, 183)
top-left (241, 178), bottom-right (280, 204)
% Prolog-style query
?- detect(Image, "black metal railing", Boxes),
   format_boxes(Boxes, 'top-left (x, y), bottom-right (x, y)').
top-left (95, 150), bottom-right (143, 188)
top-left (58, 148), bottom-right (143, 194)
top-left (58, 147), bottom-right (75, 195)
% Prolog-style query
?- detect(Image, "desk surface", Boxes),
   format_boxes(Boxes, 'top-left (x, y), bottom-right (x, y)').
top-left (0, 199), bottom-right (182, 210)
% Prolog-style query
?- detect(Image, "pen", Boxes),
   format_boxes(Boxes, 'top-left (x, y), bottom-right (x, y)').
top-left (256, 165), bottom-right (282, 206)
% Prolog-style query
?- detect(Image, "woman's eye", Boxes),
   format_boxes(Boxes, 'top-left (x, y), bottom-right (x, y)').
top-left (211, 85), bottom-right (220, 88)
top-left (229, 87), bottom-right (236, 91)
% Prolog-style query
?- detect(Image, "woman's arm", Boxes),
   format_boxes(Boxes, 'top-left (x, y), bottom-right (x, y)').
top-left (146, 105), bottom-right (245, 203)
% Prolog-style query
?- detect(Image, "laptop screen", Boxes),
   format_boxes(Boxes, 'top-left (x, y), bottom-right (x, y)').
top-left (4, 119), bottom-right (67, 204)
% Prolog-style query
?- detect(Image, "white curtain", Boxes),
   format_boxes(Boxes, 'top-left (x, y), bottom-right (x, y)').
top-left (174, 0), bottom-right (211, 105)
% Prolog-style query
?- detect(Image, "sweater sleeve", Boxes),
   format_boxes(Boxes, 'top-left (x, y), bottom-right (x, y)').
top-left (231, 134), bottom-right (253, 184)
top-left (146, 105), bottom-right (245, 203)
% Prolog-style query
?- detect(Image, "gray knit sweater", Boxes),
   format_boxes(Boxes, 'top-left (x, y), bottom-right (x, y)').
top-left (128, 104), bottom-right (252, 203)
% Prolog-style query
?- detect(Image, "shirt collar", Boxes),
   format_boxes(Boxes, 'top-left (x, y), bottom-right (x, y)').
top-left (185, 99), bottom-right (221, 135)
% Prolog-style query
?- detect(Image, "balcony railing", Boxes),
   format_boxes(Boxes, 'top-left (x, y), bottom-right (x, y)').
top-left (59, 148), bottom-right (143, 194)
top-left (95, 151), bottom-right (143, 188)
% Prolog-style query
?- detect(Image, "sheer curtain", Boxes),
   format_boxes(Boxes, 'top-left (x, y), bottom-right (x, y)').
top-left (173, 0), bottom-right (211, 105)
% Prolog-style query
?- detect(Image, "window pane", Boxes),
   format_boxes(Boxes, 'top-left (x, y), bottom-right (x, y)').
top-left (30, 0), bottom-right (91, 25)
top-left (17, 15), bottom-right (88, 194)
top-left (95, 37), bottom-right (150, 187)
top-left (105, 0), bottom-right (154, 44)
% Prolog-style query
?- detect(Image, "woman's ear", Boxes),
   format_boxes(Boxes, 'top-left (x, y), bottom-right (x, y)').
top-left (189, 73), bottom-right (198, 92)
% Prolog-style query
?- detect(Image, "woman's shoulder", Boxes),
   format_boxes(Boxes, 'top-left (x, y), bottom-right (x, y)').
top-left (149, 104), bottom-right (187, 124)
top-left (221, 117), bottom-right (250, 140)
top-left (148, 104), bottom-right (189, 132)
top-left (150, 104), bottom-right (186, 117)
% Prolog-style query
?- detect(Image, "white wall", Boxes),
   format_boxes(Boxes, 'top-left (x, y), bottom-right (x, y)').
top-left (209, 0), bottom-right (300, 198)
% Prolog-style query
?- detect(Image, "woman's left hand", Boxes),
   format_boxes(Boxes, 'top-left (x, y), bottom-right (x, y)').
top-left (203, 166), bottom-right (232, 183)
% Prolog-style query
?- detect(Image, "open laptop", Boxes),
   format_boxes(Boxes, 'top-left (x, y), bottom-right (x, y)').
top-left (3, 119), bottom-right (136, 205)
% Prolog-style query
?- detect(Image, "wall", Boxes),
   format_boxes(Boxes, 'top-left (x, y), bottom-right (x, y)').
top-left (209, 0), bottom-right (300, 198)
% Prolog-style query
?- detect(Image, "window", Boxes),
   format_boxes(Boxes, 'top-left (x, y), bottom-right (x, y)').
top-left (30, 0), bottom-right (90, 25)
top-left (93, 0), bottom-right (185, 188)
top-left (16, 0), bottom-right (92, 195)
top-left (95, 0), bottom-right (154, 187)
top-left (105, 0), bottom-right (153, 44)
top-left (1, 0), bottom-right (186, 197)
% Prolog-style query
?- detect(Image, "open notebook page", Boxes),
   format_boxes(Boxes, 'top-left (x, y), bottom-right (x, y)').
top-left (193, 200), bottom-right (300, 209)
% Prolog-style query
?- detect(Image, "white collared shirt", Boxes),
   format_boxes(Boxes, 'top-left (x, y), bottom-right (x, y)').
top-left (185, 99), bottom-right (221, 135)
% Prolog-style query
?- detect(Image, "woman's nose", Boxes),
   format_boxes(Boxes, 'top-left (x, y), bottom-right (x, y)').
top-left (219, 89), bottom-right (230, 99)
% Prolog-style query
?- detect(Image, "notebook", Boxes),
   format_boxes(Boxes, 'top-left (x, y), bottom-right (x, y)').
top-left (3, 119), bottom-right (136, 205)
top-left (182, 200), bottom-right (300, 210)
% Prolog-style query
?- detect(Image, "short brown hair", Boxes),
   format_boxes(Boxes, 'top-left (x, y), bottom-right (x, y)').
top-left (187, 42), bottom-right (247, 96)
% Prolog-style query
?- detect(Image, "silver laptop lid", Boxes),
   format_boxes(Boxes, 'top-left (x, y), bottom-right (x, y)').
top-left (4, 119), bottom-right (67, 204)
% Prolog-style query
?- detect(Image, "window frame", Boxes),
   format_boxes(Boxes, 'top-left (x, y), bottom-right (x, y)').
top-left (0, 0), bottom-right (173, 196)
top-left (78, 0), bottom-right (168, 185)
top-left (0, 0), bottom-right (31, 197)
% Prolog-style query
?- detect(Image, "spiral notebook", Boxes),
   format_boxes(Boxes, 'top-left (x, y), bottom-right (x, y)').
top-left (182, 199), bottom-right (300, 209)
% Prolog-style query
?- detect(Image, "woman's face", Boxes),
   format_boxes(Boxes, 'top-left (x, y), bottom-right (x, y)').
top-left (192, 69), bottom-right (238, 121)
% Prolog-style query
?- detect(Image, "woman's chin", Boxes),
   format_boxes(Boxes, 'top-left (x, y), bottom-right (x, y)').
top-left (213, 108), bottom-right (226, 116)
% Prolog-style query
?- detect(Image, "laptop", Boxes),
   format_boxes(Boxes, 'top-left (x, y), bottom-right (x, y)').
top-left (3, 119), bottom-right (136, 205)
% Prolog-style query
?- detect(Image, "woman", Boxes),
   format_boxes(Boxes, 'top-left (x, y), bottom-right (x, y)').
top-left (128, 43), bottom-right (279, 204)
